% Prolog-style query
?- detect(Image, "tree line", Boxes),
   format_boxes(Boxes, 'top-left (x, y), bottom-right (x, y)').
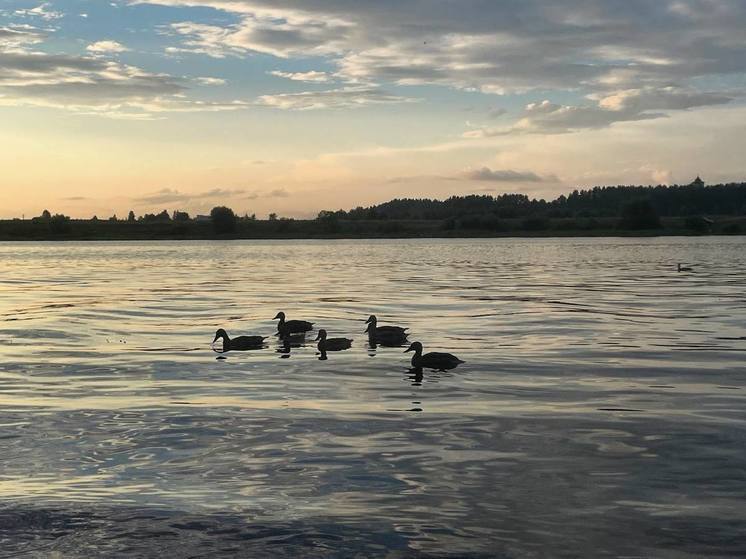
top-left (320, 181), bottom-right (746, 222)
top-left (2, 181), bottom-right (744, 239)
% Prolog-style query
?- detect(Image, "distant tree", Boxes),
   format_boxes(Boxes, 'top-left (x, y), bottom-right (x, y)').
top-left (127, 210), bottom-right (136, 222)
top-left (172, 210), bottom-right (190, 222)
top-left (268, 212), bottom-right (278, 221)
top-left (91, 215), bottom-right (99, 222)
top-left (619, 199), bottom-right (661, 229)
top-left (157, 210), bottom-right (171, 222)
top-left (41, 209), bottom-right (51, 221)
top-left (109, 215), bottom-right (118, 222)
top-left (210, 206), bottom-right (237, 233)
top-left (317, 210), bottom-right (340, 233)
top-left (49, 213), bottom-right (71, 233)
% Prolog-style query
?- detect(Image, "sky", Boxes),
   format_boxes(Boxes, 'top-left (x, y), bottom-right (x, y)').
top-left (1, 0), bottom-right (745, 219)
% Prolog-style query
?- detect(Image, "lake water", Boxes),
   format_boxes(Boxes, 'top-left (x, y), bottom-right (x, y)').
top-left (1, 238), bottom-right (745, 558)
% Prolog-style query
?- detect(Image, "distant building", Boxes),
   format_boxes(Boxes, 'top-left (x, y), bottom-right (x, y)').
top-left (690, 176), bottom-right (705, 188)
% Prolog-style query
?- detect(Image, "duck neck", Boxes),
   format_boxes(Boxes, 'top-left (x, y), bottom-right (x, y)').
top-left (217, 332), bottom-right (230, 349)
top-left (411, 347), bottom-right (423, 365)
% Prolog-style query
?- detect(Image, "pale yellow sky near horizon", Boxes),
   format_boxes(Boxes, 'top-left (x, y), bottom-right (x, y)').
top-left (2, 104), bottom-right (743, 220)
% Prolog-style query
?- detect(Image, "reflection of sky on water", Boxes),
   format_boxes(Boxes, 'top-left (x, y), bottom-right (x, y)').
top-left (0, 238), bottom-right (745, 556)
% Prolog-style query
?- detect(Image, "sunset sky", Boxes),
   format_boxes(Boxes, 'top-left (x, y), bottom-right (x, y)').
top-left (2, 0), bottom-right (745, 219)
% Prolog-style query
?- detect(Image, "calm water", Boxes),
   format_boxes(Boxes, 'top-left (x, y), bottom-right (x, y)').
top-left (1, 238), bottom-right (745, 558)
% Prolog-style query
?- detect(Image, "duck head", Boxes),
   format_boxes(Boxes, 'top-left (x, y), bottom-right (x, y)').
top-left (364, 315), bottom-right (377, 333)
top-left (404, 341), bottom-right (423, 355)
top-left (273, 311), bottom-right (286, 322)
top-left (213, 328), bottom-right (229, 344)
top-left (315, 329), bottom-right (328, 341)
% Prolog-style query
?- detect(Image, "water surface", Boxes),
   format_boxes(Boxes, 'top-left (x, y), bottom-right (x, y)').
top-left (1, 238), bottom-right (745, 557)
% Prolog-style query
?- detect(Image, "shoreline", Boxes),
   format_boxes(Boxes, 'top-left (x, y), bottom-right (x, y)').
top-left (1, 231), bottom-right (744, 242)
top-left (2, 215), bottom-right (744, 241)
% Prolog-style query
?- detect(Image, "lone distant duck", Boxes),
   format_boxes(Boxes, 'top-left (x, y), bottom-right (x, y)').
top-left (212, 329), bottom-right (266, 351)
top-left (405, 341), bottom-right (463, 370)
top-left (678, 263), bottom-right (693, 272)
top-left (316, 329), bottom-right (352, 352)
top-left (273, 312), bottom-right (314, 336)
top-left (365, 315), bottom-right (408, 345)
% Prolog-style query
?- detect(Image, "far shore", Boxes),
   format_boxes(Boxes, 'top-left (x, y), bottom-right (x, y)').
top-left (1, 215), bottom-right (744, 241)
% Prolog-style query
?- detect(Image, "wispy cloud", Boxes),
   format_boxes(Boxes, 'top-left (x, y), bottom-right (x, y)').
top-left (464, 88), bottom-right (733, 136)
top-left (134, 187), bottom-right (246, 204)
top-left (14, 3), bottom-right (63, 21)
top-left (464, 167), bottom-right (551, 182)
top-left (86, 40), bottom-right (130, 54)
top-left (269, 70), bottom-right (331, 83)
top-left (257, 86), bottom-right (417, 110)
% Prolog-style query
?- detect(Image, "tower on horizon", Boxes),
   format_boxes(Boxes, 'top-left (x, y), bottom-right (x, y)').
top-left (691, 176), bottom-right (705, 188)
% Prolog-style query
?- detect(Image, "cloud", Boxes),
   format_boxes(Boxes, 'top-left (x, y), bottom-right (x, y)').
top-left (86, 40), bottom-right (130, 53)
top-left (487, 107), bottom-right (507, 119)
top-left (0, 35), bottom-right (253, 117)
top-left (269, 70), bottom-right (330, 83)
top-left (256, 86), bottom-right (417, 110)
top-left (464, 167), bottom-right (549, 182)
top-left (245, 188), bottom-right (290, 199)
top-left (137, 0), bottom-right (746, 98)
top-left (14, 3), bottom-right (63, 21)
top-left (465, 87), bottom-right (733, 136)
top-left (0, 26), bottom-right (46, 49)
top-left (134, 187), bottom-right (246, 204)
top-left (195, 76), bottom-right (226, 85)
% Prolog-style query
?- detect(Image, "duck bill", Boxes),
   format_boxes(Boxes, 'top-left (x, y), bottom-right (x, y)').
top-left (314, 333), bottom-right (321, 341)
top-left (212, 335), bottom-right (219, 344)
top-left (272, 313), bottom-right (282, 320)
top-left (364, 324), bottom-right (370, 334)
top-left (404, 346), bottom-right (414, 353)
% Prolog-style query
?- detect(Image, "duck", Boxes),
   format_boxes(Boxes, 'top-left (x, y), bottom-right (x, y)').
top-left (212, 329), bottom-right (266, 351)
top-left (273, 311), bottom-right (314, 336)
top-left (404, 341), bottom-right (464, 370)
top-left (677, 263), bottom-right (693, 272)
top-left (316, 329), bottom-right (353, 352)
top-left (365, 315), bottom-right (408, 345)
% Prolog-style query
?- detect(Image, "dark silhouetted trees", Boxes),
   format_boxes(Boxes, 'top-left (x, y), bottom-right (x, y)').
top-left (49, 214), bottom-right (71, 233)
top-left (619, 200), bottom-right (661, 229)
top-left (211, 206), bottom-right (237, 233)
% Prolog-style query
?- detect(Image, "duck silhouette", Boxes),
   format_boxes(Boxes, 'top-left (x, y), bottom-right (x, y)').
top-left (365, 315), bottom-right (408, 346)
top-left (677, 263), bottom-right (693, 272)
top-left (405, 341), bottom-right (463, 370)
top-left (316, 329), bottom-right (353, 352)
top-left (212, 329), bottom-right (266, 352)
top-left (273, 312), bottom-right (314, 337)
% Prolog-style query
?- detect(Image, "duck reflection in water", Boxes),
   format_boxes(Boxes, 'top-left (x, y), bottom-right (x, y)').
top-left (212, 329), bottom-right (266, 353)
top-left (404, 341), bottom-right (464, 371)
top-left (276, 333), bottom-right (306, 359)
top-left (407, 367), bottom-right (424, 386)
top-left (365, 315), bottom-right (408, 350)
top-left (316, 329), bottom-right (352, 360)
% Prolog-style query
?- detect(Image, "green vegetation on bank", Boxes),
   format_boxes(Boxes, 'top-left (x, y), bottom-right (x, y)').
top-left (2, 180), bottom-right (745, 240)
